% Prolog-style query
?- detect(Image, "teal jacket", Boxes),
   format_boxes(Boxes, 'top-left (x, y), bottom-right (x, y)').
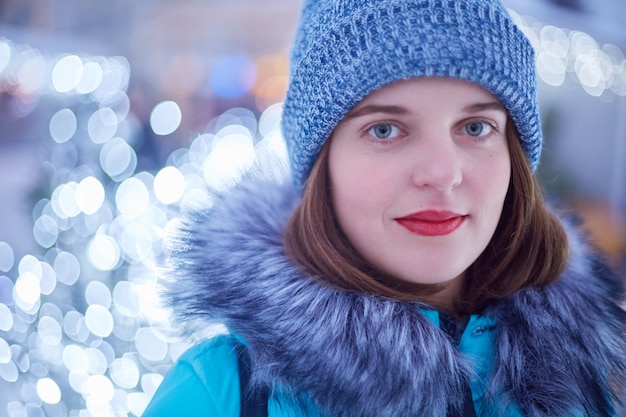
top-left (143, 178), bottom-right (626, 417)
top-left (143, 312), bottom-right (526, 417)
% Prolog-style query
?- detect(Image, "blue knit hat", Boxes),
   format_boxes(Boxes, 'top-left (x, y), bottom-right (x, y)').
top-left (282, 0), bottom-right (542, 192)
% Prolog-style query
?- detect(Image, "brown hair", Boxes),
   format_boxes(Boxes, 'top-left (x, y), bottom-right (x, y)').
top-left (283, 121), bottom-right (569, 314)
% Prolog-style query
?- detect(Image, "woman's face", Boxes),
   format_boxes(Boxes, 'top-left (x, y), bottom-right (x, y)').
top-left (328, 77), bottom-right (511, 292)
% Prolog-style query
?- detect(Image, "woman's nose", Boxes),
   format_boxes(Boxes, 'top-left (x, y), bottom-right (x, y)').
top-left (410, 134), bottom-right (463, 191)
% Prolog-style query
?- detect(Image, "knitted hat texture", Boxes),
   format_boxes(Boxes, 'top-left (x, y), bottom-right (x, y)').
top-left (282, 0), bottom-right (542, 191)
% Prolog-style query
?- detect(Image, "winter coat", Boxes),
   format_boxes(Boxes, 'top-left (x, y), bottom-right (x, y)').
top-left (142, 177), bottom-right (626, 417)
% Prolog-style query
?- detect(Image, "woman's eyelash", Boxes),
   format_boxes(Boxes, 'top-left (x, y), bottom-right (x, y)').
top-left (463, 120), bottom-right (495, 136)
top-left (365, 122), bottom-right (403, 140)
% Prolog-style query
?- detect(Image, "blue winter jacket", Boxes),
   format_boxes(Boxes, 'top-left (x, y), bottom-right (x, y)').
top-left (143, 311), bottom-right (527, 417)
top-left (142, 177), bottom-right (626, 417)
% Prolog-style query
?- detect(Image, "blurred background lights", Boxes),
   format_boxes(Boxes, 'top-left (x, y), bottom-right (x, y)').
top-left (51, 182), bottom-right (80, 219)
top-left (63, 312), bottom-right (89, 344)
top-left (150, 100), bottom-right (182, 136)
top-left (127, 391), bottom-right (150, 417)
top-left (85, 304), bottom-right (114, 338)
top-left (258, 102), bottom-right (283, 137)
top-left (141, 373), bottom-right (164, 398)
top-left (52, 55), bottom-right (83, 93)
top-left (96, 57), bottom-right (130, 93)
top-left (537, 49), bottom-right (567, 87)
top-left (0, 241), bottom-right (15, 272)
top-left (134, 327), bottom-right (168, 362)
top-left (84, 346), bottom-right (109, 375)
top-left (18, 254), bottom-right (41, 279)
top-left (0, 361), bottom-right (19, 383)
top-left (210, 55), bottom-right (257, 99)
top-left (33, 215), bottom-right (59, 248)
top-left (0, 303), bottom-right (13, 331)
top-left (0, 39), bottom-right (11, 74)
top-left (16, 51), bottom-right (45, 95)
top-left (115, 218), bottom-right (155, 262)
top-left (112, 281), bottom-right (141, 317)
top-left (38, 316), bottom-right (63, 346)
top-left (36, 377), bottom-right (62, 405)
top-left (67, 368), bottom-right (89, 395)
top-left (0, 338), bottom-right (10, 364)
top-left (100, 137), bottom-right (137, 181)
top-left (521, 19), bottom-right (626, 98)
top-left (87, 234), bottom-right (120, 271)
top-left (76, 61), bottom-right (104, 95)
top-left (14, 271), bottom-right (41, 307)
top-left (84, 374), bottom-right (115, 406)
top-left (202, 131), bottom-right (256, 192)
top-left (53, 251), bottom-right (80, 286)
top-left (38, 261), bottom-right (57, 296)
top-left (110, 357), bottom-right (139, 389)
top-left (75, 176), bottom-right (105, 215)
top-left (104, 90), bottom-right (131, 122)
top-left (115, 177), bottom-right (150, 218)
top-left (154, 166), bottom-right (185, 205)
top-left (49, 108), bottom-right (78, 144)
top-left (86, 281), bottom-right (112, 308)
top-left (88, 107), bottom-right (118, 144)
top-left (251, 55), bottom-right (289, 110)
top-left (62, 344), bottom-right (87, 372)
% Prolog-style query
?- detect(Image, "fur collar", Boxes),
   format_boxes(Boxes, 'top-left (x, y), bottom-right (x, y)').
top-left (162, 176), bottom-right (626, 417)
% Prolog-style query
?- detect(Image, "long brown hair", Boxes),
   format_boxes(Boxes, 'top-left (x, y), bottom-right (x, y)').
top-left (283, 121), bottom-right (569, 314)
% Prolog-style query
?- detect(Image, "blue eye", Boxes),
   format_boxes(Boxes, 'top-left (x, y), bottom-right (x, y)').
top-left (464, 121), bottom-right (493, 137)
top-left (368, 123), bottom-right (400, 139)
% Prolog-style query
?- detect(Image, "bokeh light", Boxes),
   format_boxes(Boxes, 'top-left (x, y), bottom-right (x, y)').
top-left (150, 101), bottom-right (182, 136)
top-left (0, 242), bottom-right (15, 272)
top-left (202, 126), bottom-right (256, 192)
top-left (85, 304), bottom-right (114, 338)
top-left (0, 303), bottom-right (13, 330)
top-left (87, 235), bottom-right (120, 271)
top-left (110, 357), bottom-right (140, 389)
top-left (33, 215), bottom-right (59, 249)
top-left (53, 251), bottom-right (80, 286)
top-left (154, 166), bottom-right (185, 205)
top-left (510, 11), bottom-right (626, 98)
top-left (14, 271), bottom-right (41, 307)
top-left (49, 109), bottom-right (78, 144)
top-left (88, 107), bottom-right (118, 144)
top-left (52, 55), bottom-right (83, 93)
top-left (210, 55), bottom-right (257, 99)
top-left (36, 377), bottom-right (62, 405)
top-left (100, 137), bottom-right (138, 181)
top-left (77, 61), bottom-right (104, 94)
top-left (0, 39), bottom-right (11, 74)
top-left (115, 177), bottom-right (150, 218)
top-left (16, 50), bottom-right (46, 95)
top-left (134, 328), bottom-right (168, 362)
top-left (75, 176), bottom-right (106, 215)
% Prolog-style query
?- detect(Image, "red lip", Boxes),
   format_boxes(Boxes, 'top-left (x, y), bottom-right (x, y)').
top-left (395, 210), bottom-right (466, 236)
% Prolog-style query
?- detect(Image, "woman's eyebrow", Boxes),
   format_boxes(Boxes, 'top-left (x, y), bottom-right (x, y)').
top-left (344, 102), bottom-right (506, 119)
top-left (344, 104), bottom-right (410, 119)
top-left (463, 102), bottom-right (506, 113)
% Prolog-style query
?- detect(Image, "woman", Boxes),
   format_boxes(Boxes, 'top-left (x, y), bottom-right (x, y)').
top-left (142, 0), bottom-right (626, 416)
